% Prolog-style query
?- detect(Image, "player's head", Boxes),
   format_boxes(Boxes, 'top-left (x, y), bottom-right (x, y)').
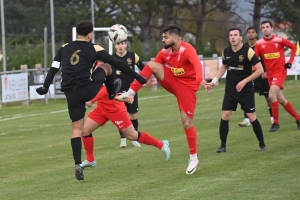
top-left (246, 26), bottom-right (258, 40)
top-left (76, 21), bottom-right (94, 41)
top-left (162, 24), bottom-right (182, 49)
top-left (115, 40), bottom-right (127, 55)
top-left (229, 28), bottom-right (242, 47)
top-left (260, 20), bottom-right (273, 37)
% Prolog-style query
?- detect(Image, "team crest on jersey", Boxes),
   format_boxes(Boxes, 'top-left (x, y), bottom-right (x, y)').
top-left (127, 58), bottom-right (132, 65)
top-left (239, 55), bottom-right (244, 63)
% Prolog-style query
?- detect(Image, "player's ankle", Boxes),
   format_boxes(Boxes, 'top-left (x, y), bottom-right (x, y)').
top-left (128, 88), bottom-right (136, 96)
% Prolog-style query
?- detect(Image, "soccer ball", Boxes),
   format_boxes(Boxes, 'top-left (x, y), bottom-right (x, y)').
top-left (108, 24), bottom-right (128, 44)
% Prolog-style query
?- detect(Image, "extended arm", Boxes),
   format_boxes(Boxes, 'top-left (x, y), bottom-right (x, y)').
top-left (95, 46), bottom-right (146, 84)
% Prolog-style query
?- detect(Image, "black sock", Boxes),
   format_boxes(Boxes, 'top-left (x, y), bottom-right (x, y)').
top-left (219, 119), bottom-right (229, 147)
top-left (268, 107), bottom-right (273, 117)
top-left (119, 130), bottom-right (125, 138)
top-left (137, 131), bottom-right (141, 140)
top-left (105, 68), bottom-right (116, 100)
top-left (244, 111), bottom-right (248, 119)
top-left (251, 119), bottom-right (265, 146)
top-left (71, 137), bottom-right (82, 165)
top-left (131, 119), bottom-right (138, 131)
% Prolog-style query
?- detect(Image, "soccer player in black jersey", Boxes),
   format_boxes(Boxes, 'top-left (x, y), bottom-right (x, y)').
top-left (238, 27), bottom-right (273, 127)
top-left (36, 21), bottom-right (146, 181)
top-left (207, 28), bottom-right (267, 152)
top-left (112, 41), bottom-right (145, 147)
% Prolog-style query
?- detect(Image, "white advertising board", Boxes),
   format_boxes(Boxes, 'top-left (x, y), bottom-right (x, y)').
top-left (29, 84), bottom-right (55, 100)
top-left (1, 73), bottom-right (28, 103)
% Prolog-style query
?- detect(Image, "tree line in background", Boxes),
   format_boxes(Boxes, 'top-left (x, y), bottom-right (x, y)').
top-left (0, 0), bottom-right (299, 71)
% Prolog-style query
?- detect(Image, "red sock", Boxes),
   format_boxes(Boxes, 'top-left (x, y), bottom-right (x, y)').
top-left (131, 65), bottom-right (153, 92)
top-left (271, 101), bottom-right (279, 124)
top-left (184, 126), bottom-right (197, 155)
top-left (137, 131), bottom-right (163, 149)
top-left (283, 102), bottom-right (300, 120)
top-left (82, 136), bottom-right (94, 162)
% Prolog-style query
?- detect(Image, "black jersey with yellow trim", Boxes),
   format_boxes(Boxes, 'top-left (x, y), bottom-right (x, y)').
top-left (244, 42), bottom-right (256, 50)
top-left (112, 51), bottom-right (144, 91)
top-left (222, 44), bottom-right (260, 91)
top-left (244, 41), bottom-right (266, 71)
top-left (53, 40), bottom-right (140, 91)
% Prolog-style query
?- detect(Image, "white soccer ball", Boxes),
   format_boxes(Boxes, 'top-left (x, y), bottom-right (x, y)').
top-left (108, 24), bottom-right (128, 44)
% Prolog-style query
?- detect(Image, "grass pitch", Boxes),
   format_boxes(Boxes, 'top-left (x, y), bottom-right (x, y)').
top-left (0, 80), bottom-right (299, 200)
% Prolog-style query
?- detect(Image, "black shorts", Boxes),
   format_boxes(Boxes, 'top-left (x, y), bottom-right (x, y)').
top-left (253, 76), bottom-right (269, 98)
top-left (125, 94), bottom-right (139, 114)
top-left (222, 88), bottom-right (255, 113)
top-left (64, 68), bottom-right (106, 122)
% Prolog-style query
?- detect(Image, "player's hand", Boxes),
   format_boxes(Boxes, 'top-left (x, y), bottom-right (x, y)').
top-left (36, 86), bottom-right (48, 95)
top-left (236, 80), bottom-right (246, 92)
top-left (205, 82), bottom-right (214, 93)
top-left (261, 72), bottom-right (267, 79)
top-left (85, 101), bottom-right (94, 107)
top-left (136, 75), bottom-right (147, 84)
top-left (285, 62), bottom-right (292, 69)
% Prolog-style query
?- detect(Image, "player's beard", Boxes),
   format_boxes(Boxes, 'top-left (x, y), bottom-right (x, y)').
top-left (163, 41), bottom-right (175, 49)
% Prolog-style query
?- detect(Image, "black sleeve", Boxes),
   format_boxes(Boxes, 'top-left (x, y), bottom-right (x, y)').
top-left (96, 50), bottom-right (141, 79)
top-left (43, 67), bottom-right (59, 89)
top-left (136, 60), bottom-right (145, 71)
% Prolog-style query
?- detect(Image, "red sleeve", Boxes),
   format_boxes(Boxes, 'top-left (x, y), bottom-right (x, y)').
top-left (187, 47), bottom-right (203, 83)
top-left (254, 43), bottom-right (261, 58)
top-left (91, 86), bottom-right (106, 103)
top-left (282, 38), bottom-right (297, 63)
top-left (153, 50), bottom-right (165, 64)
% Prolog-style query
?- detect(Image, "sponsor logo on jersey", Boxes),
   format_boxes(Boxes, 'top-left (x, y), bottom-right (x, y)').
top-left (228, 65), bottom-right (244, 71)
top-left (170, 67), bottom-right (185, 75)
top-left (264, 52), bottom-right (280, 59)
top-left (116, 70), bottom-right (121, 75)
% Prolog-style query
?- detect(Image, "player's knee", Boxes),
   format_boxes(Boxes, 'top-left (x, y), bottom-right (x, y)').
top-left (100, 63), bottom-right (112, 75)
top-left (221, 111), bottom-right (231, 120)
top-left (182, 121), bottom-right (193, 129)
top-left (147, 61), bottom-right (161, 72)
top-left (268, 93), bottom-right (276, 101)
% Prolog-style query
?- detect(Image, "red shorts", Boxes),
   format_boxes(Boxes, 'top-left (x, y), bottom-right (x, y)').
top-left (158, 66), bottom-right (197, 119)
top-left (87, 106), bottom-right (132, 130)
top-left (268, 75), bottom-right (286, 90)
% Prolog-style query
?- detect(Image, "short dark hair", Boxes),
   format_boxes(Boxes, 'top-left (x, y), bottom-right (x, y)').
top-left (76, 21), bottom-right (93, 36)
top-left (162, 24), bottom-right (181, 36)
top-left (246, 26), bottom-right (258, 33)
top-left (229, 28), bottom-right (242, 36)
top-left (261, 20), bottom-right (273, 28)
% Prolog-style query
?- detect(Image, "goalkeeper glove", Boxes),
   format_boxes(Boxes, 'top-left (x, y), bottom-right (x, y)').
top-left (285, 63), bottom-right (292, 69)
top-left (36, 87), bottom-right (48, 95)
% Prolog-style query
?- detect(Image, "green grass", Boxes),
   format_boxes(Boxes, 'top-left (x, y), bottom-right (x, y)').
top-left (0, 80), bottom-right (300, 200)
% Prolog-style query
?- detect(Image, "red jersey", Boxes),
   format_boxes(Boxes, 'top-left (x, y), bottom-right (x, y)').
top-left (255, 35), bottom-right (296, 77)
top-left (154, 41), bottom-right (203, 90)
top-left (91, 86), bottom-right (126, 113)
